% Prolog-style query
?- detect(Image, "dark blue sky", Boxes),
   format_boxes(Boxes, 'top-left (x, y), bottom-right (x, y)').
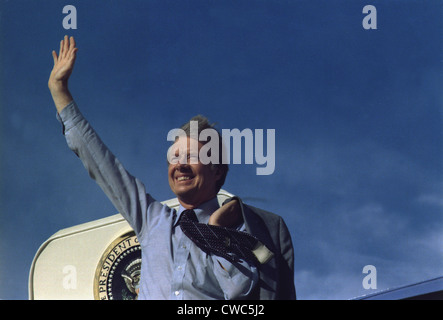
top-left (1, 0), bottom-right (442, 299)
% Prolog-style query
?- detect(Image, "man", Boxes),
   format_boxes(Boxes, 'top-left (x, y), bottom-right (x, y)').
top-left (48, 36), bottom-right (295, 299)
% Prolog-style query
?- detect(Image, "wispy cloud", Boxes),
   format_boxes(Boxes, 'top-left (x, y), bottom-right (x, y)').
top-left (416, 193), bottom-right (443, 208)
top-left (272, 138), bottom-right (442, 299)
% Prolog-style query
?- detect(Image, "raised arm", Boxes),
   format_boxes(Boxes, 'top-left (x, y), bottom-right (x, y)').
top-left (48, 35), bottom-right (78, 113)
top-left (49, 36), bottom-right (151, 234)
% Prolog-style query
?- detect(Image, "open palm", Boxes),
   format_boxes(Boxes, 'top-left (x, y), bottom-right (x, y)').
top-left (49, 35), bottom-right (78, 87)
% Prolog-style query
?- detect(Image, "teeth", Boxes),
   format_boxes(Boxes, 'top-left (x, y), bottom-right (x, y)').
top-left (177, 176), bottom-right (191, 181)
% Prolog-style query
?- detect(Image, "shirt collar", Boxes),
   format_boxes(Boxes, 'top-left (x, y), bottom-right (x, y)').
top-left (175, 197), bottom-right (220, 224)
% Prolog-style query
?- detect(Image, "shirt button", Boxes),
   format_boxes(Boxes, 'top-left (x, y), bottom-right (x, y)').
top-left (174, 291), bottom-right (180, 296)
top-left (177, 266), bottom-right (182, 271)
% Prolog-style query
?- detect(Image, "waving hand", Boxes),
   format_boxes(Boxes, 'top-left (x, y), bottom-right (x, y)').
top-left (48, 36), bottom-right (78, 113)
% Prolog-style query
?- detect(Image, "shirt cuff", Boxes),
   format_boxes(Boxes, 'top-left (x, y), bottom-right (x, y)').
top-left (56, 100), bottom-right (84, 134)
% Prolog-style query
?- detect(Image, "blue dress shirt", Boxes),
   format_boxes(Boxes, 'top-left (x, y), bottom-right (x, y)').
top-left (57, 101), bottom-right (258, 299)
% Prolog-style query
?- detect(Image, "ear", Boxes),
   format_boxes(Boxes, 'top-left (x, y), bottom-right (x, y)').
top-left (213, 165), bottom-right (224, 181)
top-left (209, 166), bottom-right (223, 194)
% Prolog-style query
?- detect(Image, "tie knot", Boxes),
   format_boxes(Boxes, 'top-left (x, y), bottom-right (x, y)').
top-left (181, 209), bottom-right (198, 223)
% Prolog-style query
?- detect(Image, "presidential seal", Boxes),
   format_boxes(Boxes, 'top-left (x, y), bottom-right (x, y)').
top-left (94, 232), bottom-right (141, 300)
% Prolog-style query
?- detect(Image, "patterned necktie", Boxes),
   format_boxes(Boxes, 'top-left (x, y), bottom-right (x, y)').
top-left (178, 209), bottom-right (270, 265)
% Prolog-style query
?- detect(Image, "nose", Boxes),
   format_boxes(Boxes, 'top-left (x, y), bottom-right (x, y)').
top-left (172, 163), bottom-right (192, 177)
top-left (174, 158), bottom-right (191, 171)
top-left (176, 154), bottom-right (189, 165)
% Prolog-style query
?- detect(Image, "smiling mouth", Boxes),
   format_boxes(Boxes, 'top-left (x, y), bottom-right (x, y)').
top-left (176, 175), bottom-right (194, 182)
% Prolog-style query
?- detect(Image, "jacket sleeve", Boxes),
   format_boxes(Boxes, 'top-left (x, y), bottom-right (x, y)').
top-left (277, 217), bottom-right (296, 300)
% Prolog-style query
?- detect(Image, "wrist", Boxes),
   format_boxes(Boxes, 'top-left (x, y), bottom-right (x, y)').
top-left (49, 82), bottom-right (73, 113)
top-left (48, 78), bottom-right (68, 93)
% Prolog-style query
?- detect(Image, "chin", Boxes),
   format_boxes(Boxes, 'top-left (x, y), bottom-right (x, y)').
top-left (173, 185), bottom-right (197, 200)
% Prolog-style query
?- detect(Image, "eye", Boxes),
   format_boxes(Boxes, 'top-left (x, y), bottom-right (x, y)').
top-left (188, 154), bottom-right (199, 164)
top-left (168, 156), bottom-right (179, 164)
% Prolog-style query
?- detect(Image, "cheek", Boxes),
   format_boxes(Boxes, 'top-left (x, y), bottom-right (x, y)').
top-left (167, 167), bottom-right (173, 179)
top-left (197, 167), bottom-right (218, 186)
top-left (167, 166), bottom-right (176, 185)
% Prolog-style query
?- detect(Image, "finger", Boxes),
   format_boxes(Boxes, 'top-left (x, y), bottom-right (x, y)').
top-left (69, 36), bottom-right (76, 50)
top-left (70, 47), bottom-right (78, 61)
top-left (59, 39), bottom-right (64, 58)
top-left (69, 37), bottom-right (77, 57)
top-left (52, 50), bottom-right (58, 65)
top-left (63, 35), bottom-right (69, 57)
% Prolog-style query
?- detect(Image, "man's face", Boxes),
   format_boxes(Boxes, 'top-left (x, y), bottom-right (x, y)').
top-left (168, 137), bottom-right (222, 209)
